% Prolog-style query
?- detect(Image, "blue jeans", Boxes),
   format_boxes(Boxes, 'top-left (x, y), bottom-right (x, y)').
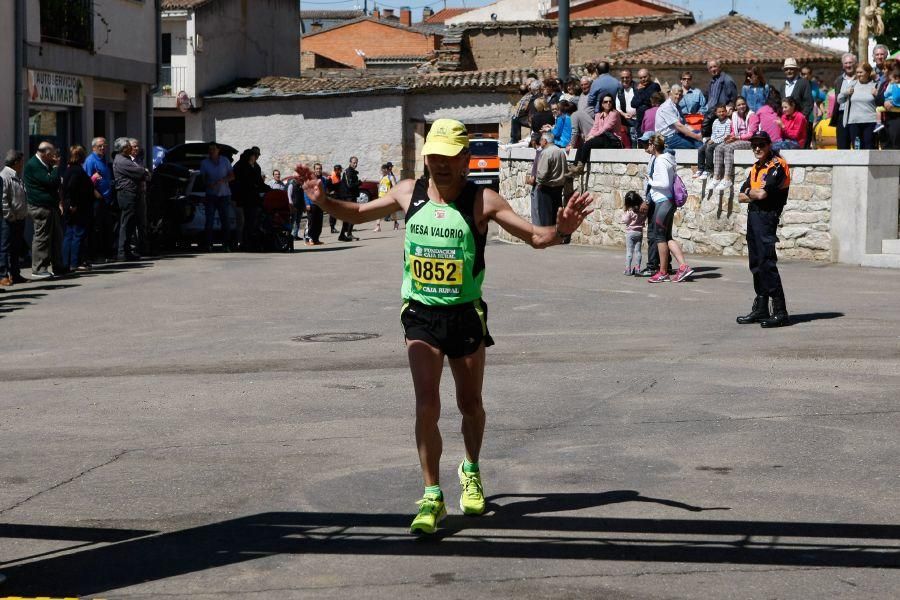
top-left (772, 139), bottom-right (800, 151)
top-left (63, 223), bottom-right (88, 269)
top-left (204, 194), bottom-right (232, 249)
top-left (664, 133), bottom-right (703, 151)
top-left (0, 219), bottom-right (25, 279)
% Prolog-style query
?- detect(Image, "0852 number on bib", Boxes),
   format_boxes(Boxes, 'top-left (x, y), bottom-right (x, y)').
top-left (409, 243), bottom-right (464, 294)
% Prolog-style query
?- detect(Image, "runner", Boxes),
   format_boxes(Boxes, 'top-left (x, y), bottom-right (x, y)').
top-left (301, 119), bottom-right (593, 534)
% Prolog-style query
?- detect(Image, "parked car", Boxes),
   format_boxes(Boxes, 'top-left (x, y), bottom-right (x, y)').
top-left (467, 138), bottom-right (500, 190)
top-left (147, 143), bottom-right (239, 251)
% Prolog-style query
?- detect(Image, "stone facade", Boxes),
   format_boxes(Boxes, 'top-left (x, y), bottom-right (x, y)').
top-left (459, 17), bottom-right (692, 70)
top-left (499, 149), bottom-right (837, 261)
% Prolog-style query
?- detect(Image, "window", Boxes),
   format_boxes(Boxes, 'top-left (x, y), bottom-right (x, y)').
top-left (162, 33), bottom-right (172, 65)
top-left (40, 0), bottom-right (94, 51)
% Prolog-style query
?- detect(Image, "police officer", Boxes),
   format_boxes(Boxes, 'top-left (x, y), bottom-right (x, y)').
top-left (737, 131), bottom-right (790, 328)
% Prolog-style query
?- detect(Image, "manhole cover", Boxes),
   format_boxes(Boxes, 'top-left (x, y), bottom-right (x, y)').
top-left (293, 332), bottom-right (380, 343)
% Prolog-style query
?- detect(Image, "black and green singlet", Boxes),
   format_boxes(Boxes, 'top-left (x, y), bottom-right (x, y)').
top-left (401, 178), bottom-right (487, 306)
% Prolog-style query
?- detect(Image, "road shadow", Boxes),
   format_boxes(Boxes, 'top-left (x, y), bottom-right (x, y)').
top-left (297, 246), bottom-right (357, 253)
top-left (687, 273), bottom-right (722, 280)
top-left (1, 490), bottom-right (897, 596)
top-left (7, 284), bottom-right (78, 292)
top-left (787, 312), bottom-right (845, 325)
top-left (690, 266), bottom-right (719, 273)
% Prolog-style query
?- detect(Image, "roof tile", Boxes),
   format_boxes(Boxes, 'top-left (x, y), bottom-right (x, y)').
top-left (424, 8), bottom-right (472, 24)
top-left (609, 14), bottom-right (842, 66)
top-left (209, 66), bottom-right (591, 99)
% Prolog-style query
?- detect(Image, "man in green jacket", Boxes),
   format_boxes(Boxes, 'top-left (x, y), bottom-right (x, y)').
top-left (24, 141), bottom-right (63, 279)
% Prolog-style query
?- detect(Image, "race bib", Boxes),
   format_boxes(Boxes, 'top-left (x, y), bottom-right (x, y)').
top-left (409, 243), bottom-right (464, 294)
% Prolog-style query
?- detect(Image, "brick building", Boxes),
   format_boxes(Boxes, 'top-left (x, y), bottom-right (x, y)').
top-left (300, 12), bottom-right (442, 71)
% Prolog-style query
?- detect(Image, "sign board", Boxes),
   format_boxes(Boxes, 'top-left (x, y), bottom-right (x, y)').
top-left (177, 91), bottom-right (192, 113)
top-left (28, 70), bottom-right (84, 107)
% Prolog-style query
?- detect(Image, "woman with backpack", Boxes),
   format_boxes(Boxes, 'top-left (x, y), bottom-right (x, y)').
top-left (643, 133), bottom-right (693, 283)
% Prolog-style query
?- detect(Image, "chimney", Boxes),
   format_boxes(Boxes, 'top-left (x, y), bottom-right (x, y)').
top-left (382, 8), bottom-right (395, 19)
top-left (783, 21), bottom-right (791, 33)
top-left (373, 9), bottom-right (380, 20)
top-left (422, 6), bottom-right (434, 21)
top-left (400, 6), bottom-right (412, 26)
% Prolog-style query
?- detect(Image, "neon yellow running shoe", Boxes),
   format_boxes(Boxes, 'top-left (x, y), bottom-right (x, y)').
top-left (410, 493), bottom-right (447, 534)
top-left (458, 462), bottom-right (485, 515)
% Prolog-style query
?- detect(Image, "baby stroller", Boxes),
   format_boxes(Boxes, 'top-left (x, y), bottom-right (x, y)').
top-left (259, 188), bottom-right (294, 252)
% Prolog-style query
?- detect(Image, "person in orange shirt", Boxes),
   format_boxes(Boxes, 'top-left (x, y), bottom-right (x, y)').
top-left (327, 164), bottom-right (342, 233)
top-left (737, 131), bottom-right (791, 328)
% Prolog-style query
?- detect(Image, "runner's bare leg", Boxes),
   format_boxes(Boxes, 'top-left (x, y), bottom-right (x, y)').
top-left (408, 340), bottom-right (445, 486)
top-left (449, 344), bottom-right (486, 464)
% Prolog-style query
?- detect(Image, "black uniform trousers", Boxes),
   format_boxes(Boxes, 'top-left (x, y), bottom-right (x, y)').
top-left (746, 207), bottom-right (785, 299)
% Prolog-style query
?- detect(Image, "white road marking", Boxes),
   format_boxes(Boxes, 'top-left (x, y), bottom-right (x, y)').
top-left (513, 303), bottom-right (543, 311)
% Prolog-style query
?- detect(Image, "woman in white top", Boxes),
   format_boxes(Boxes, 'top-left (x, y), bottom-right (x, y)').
top-left (643, 134), bottom-right (694, 283)
top-left (838, 62), bottom-right (879, 149)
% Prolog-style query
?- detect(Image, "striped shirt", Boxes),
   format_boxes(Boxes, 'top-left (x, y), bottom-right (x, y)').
top-left (711, 117), bottom-right (731, 143)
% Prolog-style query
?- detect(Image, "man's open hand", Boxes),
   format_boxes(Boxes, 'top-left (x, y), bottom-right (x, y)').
top-left (555, 191), bottom-right (594, 236)
top-left (297, 165), bottom-right (323, 205)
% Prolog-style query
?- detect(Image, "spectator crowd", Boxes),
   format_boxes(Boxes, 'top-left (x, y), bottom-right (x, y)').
top-left (503, 48), bottom-right (900, 232)
top-left (0, 136), bottom-right (396, 285)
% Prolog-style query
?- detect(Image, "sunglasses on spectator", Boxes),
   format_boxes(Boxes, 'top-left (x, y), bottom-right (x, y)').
top-left (601, 100), bottom-right (613, 104)
top-left (751, 142), bottom-right (770, 149)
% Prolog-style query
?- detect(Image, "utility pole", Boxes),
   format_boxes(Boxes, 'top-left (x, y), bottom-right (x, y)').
top-left (557, 0), bottom-right (569, 82)
top-left (857, 0), bottom-right (868, 64)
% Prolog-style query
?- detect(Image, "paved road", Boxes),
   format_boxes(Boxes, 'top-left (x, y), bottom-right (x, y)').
top-left (0, 226), bottom-right (898, 599)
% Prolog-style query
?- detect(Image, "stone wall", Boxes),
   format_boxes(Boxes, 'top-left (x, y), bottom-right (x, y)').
top-left (499, 149), bottom-right (900, 264)
top-left (462, 18), bottom-right (691, 70)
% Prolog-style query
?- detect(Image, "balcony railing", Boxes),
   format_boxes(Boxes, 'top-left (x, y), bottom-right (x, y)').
top-left (157, 66), bottom-right (187, 97)
top-left (40, 0), bottom-right (93, 51)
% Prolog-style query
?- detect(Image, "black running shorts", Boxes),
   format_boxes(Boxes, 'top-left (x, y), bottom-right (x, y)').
top-left (401, 299), bottom-right (495, 359)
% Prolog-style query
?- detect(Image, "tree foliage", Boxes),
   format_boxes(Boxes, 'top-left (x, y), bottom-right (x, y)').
top-left (788, 0), bottom-right (899, 52)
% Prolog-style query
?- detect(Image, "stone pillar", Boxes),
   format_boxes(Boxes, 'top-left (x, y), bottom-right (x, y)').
top-left (831, 159), bottom-right (900, 265)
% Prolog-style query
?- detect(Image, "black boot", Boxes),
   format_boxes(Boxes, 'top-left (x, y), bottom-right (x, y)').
top-left (760, 296), bottom-right (789, 328)
top-left (736, 295), bottom-right (769, 324)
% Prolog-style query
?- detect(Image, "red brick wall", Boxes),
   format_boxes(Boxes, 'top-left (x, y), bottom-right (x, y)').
top-left (301, 21), bottom-right (439, 69)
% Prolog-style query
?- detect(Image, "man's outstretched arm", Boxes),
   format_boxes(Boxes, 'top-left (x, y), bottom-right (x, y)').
top-left (484, 188), bottom-right (594, 249)
top-left (302, 172), bottom-right (411, 224)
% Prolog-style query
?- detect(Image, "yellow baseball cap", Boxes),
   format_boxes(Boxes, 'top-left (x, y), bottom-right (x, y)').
top-left (422, 119), bottom-right (469, 156)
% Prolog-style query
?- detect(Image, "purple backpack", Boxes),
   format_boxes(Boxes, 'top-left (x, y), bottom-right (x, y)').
top-left (672, 173), bottom-right (688, 207)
